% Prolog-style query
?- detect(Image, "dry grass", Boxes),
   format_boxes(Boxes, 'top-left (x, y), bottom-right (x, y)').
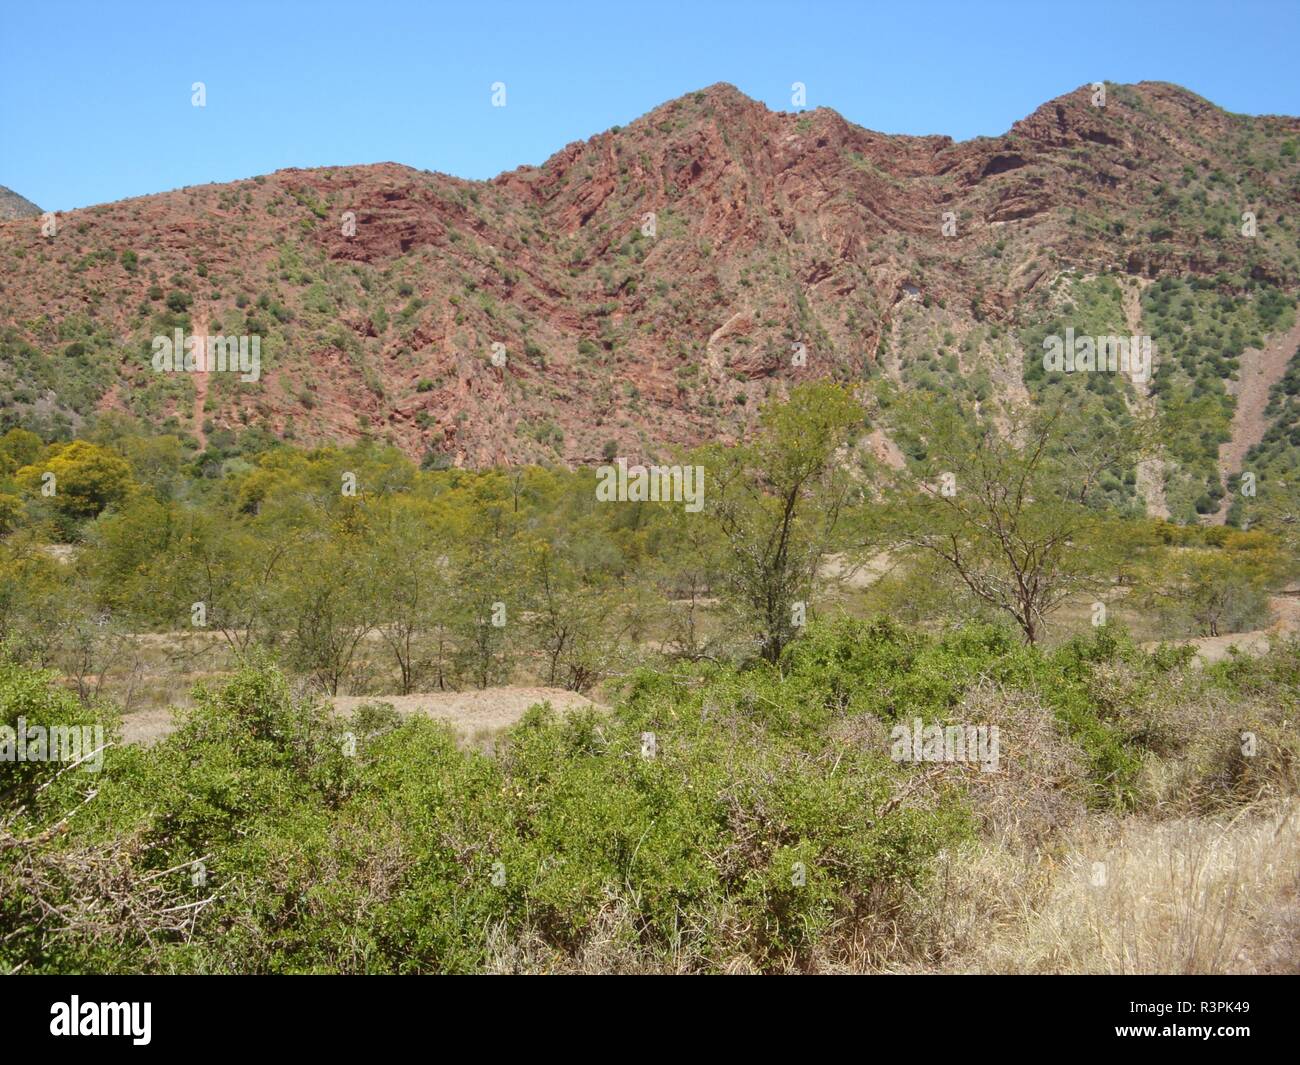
top-left (894, 800), bottom-right (1300, 974)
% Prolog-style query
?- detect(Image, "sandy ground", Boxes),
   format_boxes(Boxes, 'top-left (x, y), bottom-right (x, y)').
top-left (820, 551), bottom-right (896, 590)
top-left (119, 707), bottom-right (181, 746)
top-left (331, 686), bottom-right (602, 734)
top-left (1142, 593), bottom-right (1300, 664)
top-left (119, 685), bottom-right (602, 746)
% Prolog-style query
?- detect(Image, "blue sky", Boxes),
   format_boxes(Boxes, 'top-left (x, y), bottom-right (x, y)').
top-left (4, 0), bottom-right (1298, 211)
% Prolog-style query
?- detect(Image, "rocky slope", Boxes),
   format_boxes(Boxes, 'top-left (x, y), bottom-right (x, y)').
top-left (0, 185), bottom-right (41, 220)
top-left (1, 82), bottom-right (1297, 482)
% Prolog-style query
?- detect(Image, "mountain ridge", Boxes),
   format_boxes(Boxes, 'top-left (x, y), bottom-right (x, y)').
top-left (1, 80), bottom-right (1297, 524)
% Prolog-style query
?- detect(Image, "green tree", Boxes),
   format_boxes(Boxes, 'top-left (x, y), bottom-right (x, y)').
top-left (877, 394), bottom-right (1146, 644)
top-left (1141, 530), bottom-right (1287, 637)
top-left (526, 538), bottom-right (642, 691)
top-left (0, 428), bottom-right (43, 472)
top-left (276, 503), bottom-right (377, 695)
top-left (699, 381), bottom-right (862, 662)
top-left (371, 495), bottom-right (456, 693)
top-left (16, 441), bottom-right (134, 522)
top-left (648, 496), bottom-right (728, 661)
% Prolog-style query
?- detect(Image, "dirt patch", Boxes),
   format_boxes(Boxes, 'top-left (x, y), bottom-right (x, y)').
top-left (118, 685), bottom-right (604, 747)
top-left (820, 551), bottom-right (896, 590)
top-left (119, 707), bottom-right (181, 746)
top-left (191, 314), bottom-right (209, 450)
top-left (1141, 594), bottom-right (1300, 664)
top-left (1212, 317), bottom-right (1300, 523)
top-left (864, 429), bottom-right (906, 471)
top-left (332, 686), bottom-right (604, 736)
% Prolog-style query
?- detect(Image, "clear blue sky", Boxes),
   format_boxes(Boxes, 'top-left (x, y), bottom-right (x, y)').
top-left (4, 0), bottom-right (1298, 211)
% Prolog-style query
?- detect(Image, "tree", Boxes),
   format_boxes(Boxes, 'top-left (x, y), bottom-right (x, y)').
top-left (449, 536), bottom-right (518, 690)
top-left (0, 493), bottom-right (22, 535)
top-left (877, 394), bottom-right (1147, 644)
top-left (1141, 530), bottom-right (1287, 637)
top-left (276, 503), bottom-right (377, 695)
top-left (648, 499), bottom-right (728, 662)
top-left (700, 381), bottom-right (862, 662)
top-left (0, 530), bottom-right (76, 668)
top-left (0, 428), bottom-right (43, 472)
top-left (370, 496), bottom-right (455, 694)
top-left (525, 538), bottom-right (642, 691)
top-left (431, 472), bottom-right (526, 690)
top-left (16, 441), bottom-right (134, 522)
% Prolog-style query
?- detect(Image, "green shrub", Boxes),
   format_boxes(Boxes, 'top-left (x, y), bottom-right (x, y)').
top-left (4, 616), bottom-right (1289, 973)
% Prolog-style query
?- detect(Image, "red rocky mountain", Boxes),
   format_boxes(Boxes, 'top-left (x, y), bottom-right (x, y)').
top-left (1, 81), bottom-right (1297, 471)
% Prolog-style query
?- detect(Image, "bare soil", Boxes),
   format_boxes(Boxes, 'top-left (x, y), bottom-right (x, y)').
top-left (120, 685), bottom-right (603, 746)
top-left (332, 686), bottom-right (603, 735)
top-left (1142, 593), bottom-right (1300, 664)
top-left (1212, 317), bottom-right (1300, 523)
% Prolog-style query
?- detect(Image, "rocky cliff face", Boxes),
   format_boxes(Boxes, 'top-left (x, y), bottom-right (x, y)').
top-left (0, 185), bottom-right (41, 220)
top-left (1, 82), bottom-right (1296, 467)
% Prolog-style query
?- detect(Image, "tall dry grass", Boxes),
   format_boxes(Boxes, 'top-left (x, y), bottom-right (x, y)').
top-left (924, 801), bottom-right (1300, 974)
